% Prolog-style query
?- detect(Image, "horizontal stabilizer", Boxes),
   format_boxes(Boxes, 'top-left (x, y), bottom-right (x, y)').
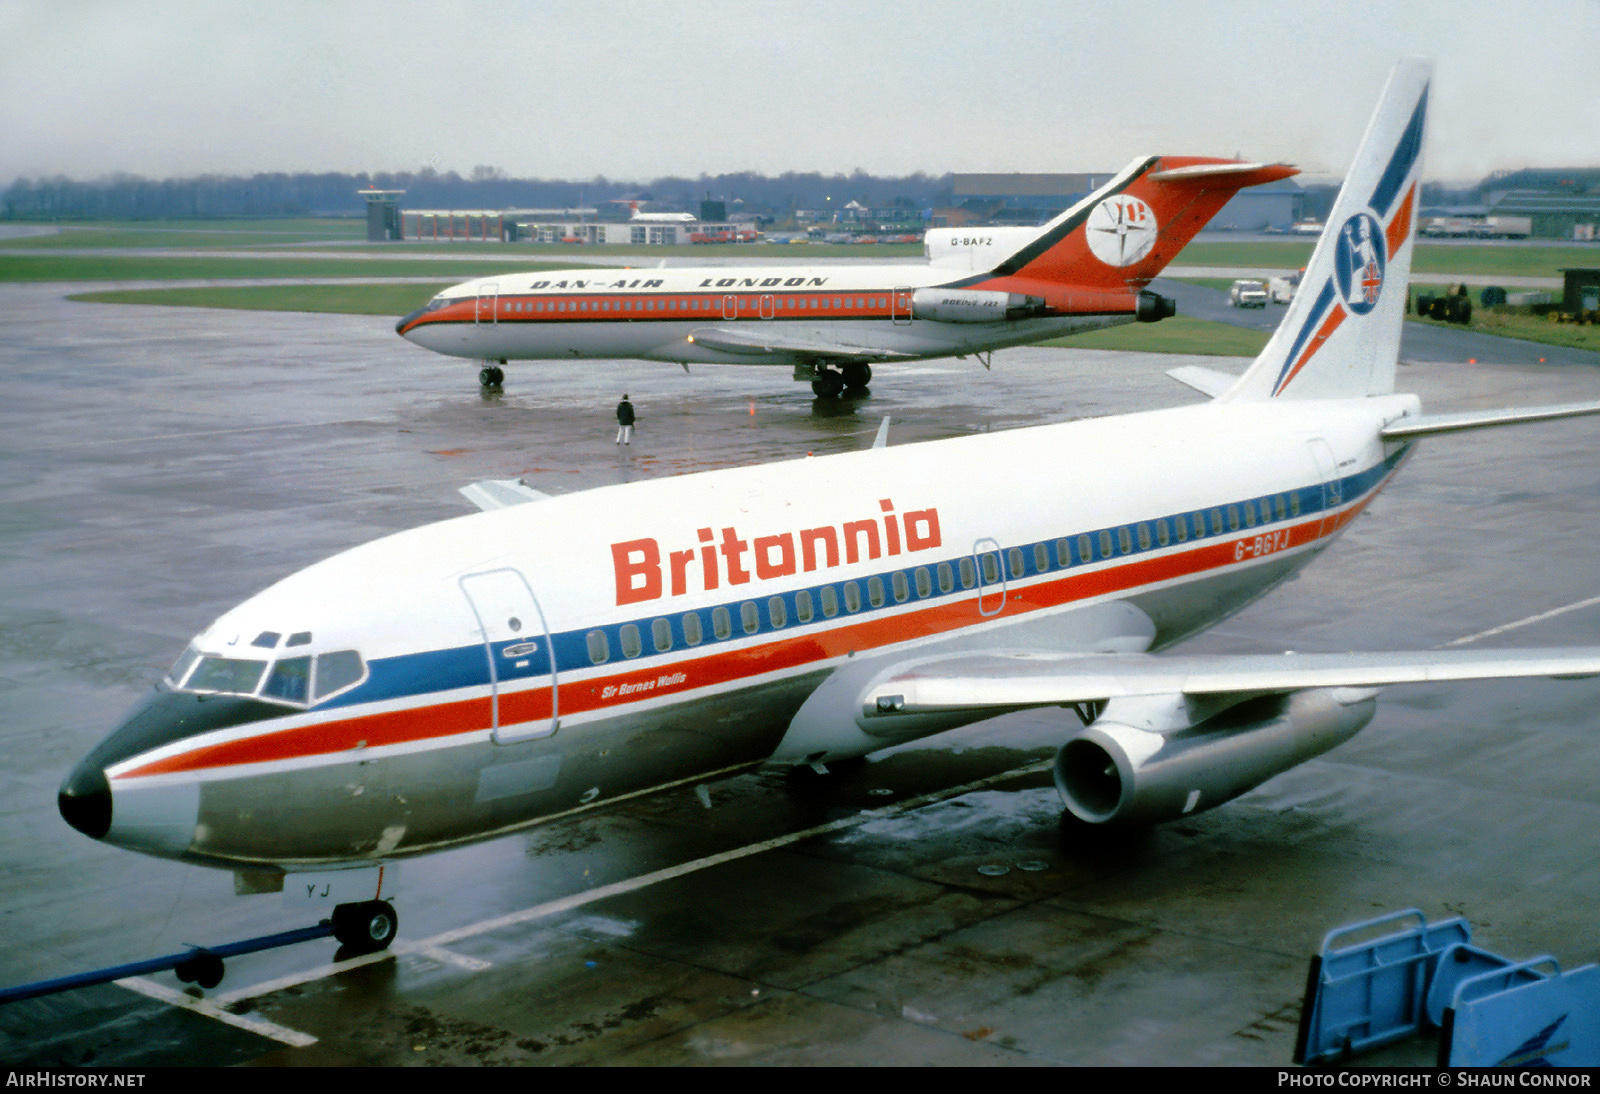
top-left (459, 478), bottom-right (553, 511)
top-left (1382, 399), bottom-right (1600, 439)
top-left (864, 648), bottom-right (1600, 726)
top-left (1167, 365), bottom-right (1240, 398)
top-left (1147, 161), bottom-right (1295, 184)
top-left (686, 327), bottom-right (914, 362)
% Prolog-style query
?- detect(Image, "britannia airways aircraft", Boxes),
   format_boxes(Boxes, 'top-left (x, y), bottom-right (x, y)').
top-left (395, 156), bottom-right (1296, 395)
top-left (62, 62), bottom-right (1600, 957)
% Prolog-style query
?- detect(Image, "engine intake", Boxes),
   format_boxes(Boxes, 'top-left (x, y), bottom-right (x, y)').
top-left (1053, 688), bottom-right (1377, 826)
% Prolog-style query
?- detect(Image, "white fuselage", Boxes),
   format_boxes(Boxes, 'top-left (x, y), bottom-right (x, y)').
top-left (395, 262), bottom-right (1141, 366)
top-left (75, 394), bottom-right (1416, 871)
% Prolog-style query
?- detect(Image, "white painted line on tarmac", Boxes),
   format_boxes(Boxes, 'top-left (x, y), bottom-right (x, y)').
top-left (422, 759), bottom-right (1053, 950)
top-left (1443, 593), bottom-right (1600, 647)
top-left (207, 758), bottom-right (1053, 1002)
top-left (118, 976), bottom-right (318, 1047)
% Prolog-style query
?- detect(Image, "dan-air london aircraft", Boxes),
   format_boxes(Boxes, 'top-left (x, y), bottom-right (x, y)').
top-left (394, 157), bottom-right (1297, 395)
top-left (62, 61), bottom-right (1600, 958)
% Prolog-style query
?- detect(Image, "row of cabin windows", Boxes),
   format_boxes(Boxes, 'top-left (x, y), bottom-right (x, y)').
top-left (586, 560), bottom-right (985, 665)
top-left (580, 489), bottom-right (1308, 667)
top-left (498, 296), bottom-right (894, 316)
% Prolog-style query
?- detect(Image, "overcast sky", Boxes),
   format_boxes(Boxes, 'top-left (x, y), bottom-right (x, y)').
top-left (5, 0), bottom-right (1598, 187)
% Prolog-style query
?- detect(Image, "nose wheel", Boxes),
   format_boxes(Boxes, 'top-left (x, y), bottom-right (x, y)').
top-left (330, 899), bottom-right (399, 955)
top-left (478, 363), bottom-right (506, 388)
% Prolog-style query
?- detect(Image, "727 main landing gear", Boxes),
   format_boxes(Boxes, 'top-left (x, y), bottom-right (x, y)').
top-left (810, 362), bottom-right (871, 399)
top-left (478, 361), bottom-right (506, 388)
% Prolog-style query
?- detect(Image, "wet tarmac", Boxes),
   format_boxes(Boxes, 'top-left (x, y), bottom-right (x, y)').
top-left (2, 281), bottom-right (1600, 1066)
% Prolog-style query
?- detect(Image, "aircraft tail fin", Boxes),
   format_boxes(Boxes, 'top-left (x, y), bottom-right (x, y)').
top-left (990, 157), bottom-right (1297, 289)
top-left (1221, 60), bottom-right (1431, 403)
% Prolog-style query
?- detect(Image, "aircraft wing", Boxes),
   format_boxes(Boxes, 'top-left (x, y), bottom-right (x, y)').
top-left (459, 478), bottom-right (554, 511)
top-left (863, 648), bottom-right (1600, 725)
top-left (685, 326), bottom-right (918, 363)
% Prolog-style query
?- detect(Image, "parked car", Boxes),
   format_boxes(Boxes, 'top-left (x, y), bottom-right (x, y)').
top-left (1228, 279), bottom-right (1269, 308)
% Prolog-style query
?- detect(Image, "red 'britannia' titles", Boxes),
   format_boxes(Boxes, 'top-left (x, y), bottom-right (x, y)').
top-left (611, 499), bottom-right (942, 606)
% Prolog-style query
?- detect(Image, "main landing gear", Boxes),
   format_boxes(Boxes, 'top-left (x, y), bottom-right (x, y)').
top-left (810, 362), bottom-right (872, 399)
top-left (478, 361), bottom-right (506, 388)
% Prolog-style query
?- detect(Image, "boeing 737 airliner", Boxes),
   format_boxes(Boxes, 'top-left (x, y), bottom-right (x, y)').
top-left (395, 156), bottom-right (1295, 394)
top-left (62, 62), bottom-right (1600, 958)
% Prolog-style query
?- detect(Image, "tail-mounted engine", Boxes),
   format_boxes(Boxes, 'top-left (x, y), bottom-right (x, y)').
top-left (1136, 290), bottom-right (1176, 322)
top-left (911, 288), bottom-right (1047, 323)
top-left (1053, 687), bottom-right (1378, 825)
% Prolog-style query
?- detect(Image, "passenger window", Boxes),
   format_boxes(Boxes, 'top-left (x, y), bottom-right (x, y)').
top-left (768, 596), bottom-right (787, 628)
top-left (1008, 548), bottom-right (1025, 577)
top-left (891, 572), bottom-right (908, 602)
top-left (741, 601), bottom-right (760, 634)
top-left (1078, 533), bottom-right (1092, 562)
top-left (1117, 527), bottom-right (1132, 555)
top-left (1173, 516), bottom-right (1188, 543)
top-left (937, 562), bottom-right (954, 593)
top-left (586, 630), bottom-right (610, 664)
top-left (1035, 543), bottom-right (1049, 572)
top-left (1137, 524), bottom-right (1151, 551)
top-left (1156, 519), bottom-right (1170, 547)
top-left (844, 581), bottom-right (862, 612)
top-left (620, 624), bottom-right (642, 658)
top-left (796, 590), bottom-right (814, 623)
top-left (980, 553), bottom-right (999, 584)
top-left (868, 576), bottom-right (885, 607)
top-left (820, 585), bottom-right (839, 617)
top-left (1290, 493), bottom-right (1301, 517)
top-left (1274, 495), bottom-right (1287, 521)
top-left (1099, 530), bottom-right (1113, 558)
top-left (713, 606), bottom-right (732, 639)
top-left (959, 557), bottom-right (977, 588)
top-left (682, 612), bottom-right (703, 646)
top-left (1227, 505), bottom-right (1240, 532)
top-left (915, 567), bottom-right (932, 598)
top-left (1209, 509), bottom-right (1224, 535)
top-left (653, 617), bottom-right (673, 652)
top-left (1243, 502), bottom-right (1257, 528)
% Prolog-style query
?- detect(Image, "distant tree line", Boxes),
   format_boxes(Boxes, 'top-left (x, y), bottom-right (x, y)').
top-left (1, 166), bottom-right (956, 221)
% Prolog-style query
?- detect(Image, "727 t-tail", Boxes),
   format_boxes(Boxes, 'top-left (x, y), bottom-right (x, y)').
top-left (62, 61), bottom-right (1600, 957)
top-left (395, 155), bottom-right (1295, 394)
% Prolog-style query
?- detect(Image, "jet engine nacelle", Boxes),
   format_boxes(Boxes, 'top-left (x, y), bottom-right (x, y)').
top-left (1052, 687), bottom-right (1378, 826)
top-left (1136, 290), bottom-right (1177, 323)
top-left (911, 288), bottom-right (1046, 323)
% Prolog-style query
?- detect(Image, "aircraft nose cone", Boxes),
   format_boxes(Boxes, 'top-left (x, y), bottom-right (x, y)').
top-left (59, 761), bottom-right (112, 839)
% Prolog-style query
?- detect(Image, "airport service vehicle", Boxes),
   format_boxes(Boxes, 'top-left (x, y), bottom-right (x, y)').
top-left (396, 157), bottom-right (1296, 395)
top-left (62, 62), bottom-right (1600, 953)
top-left (1269, 272), bottom-right (1300, 303)
top-left (1229, 278), bottom-right (1269, 307)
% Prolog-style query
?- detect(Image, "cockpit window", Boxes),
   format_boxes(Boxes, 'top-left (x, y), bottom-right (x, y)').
top-left (165, 643), bottom-right (366, 708)
top-left (314, 650), bottom-right (366, 701)
top-left (187, 655), bottom-right (269, 696)
top-left (262, 656), bottom-right (312, 703)
top-left (165, 645), bottom-right (203, 688)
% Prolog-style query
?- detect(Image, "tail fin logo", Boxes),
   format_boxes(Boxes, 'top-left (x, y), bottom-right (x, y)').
top-left (1333, 212), bottom-right (1387, 315)
top-left (1087, 195), bottom-right (1159, 267)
